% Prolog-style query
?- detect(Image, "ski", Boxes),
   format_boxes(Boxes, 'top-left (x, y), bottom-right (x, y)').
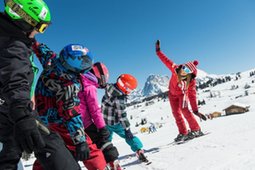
top-left (173, 140), bottom-right (189, 145)
top-left (138, 151), bottom-right (152, 165)
top-left (120, 150), bottom-right (152, 168)
top-left (139, 157), bottom-right (152, 165)
top-left (171, 131), bottom-right (211, 145)
top-left (143, 161), bottom-right (152, 165)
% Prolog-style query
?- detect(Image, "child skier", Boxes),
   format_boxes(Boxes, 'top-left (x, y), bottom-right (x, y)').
top-left (101, 74), bottom-right (149, 163)
top-left (0, 0), bottom-right (80, 169)
top-left (155, 40), bottom-right (206, 143)
top-left (79, 62), bottom-right (122, 170)
top-left (32, 42), bottom-right (106, 170)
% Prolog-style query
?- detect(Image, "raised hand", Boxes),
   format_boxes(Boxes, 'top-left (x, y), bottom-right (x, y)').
top-left (156, 40), bottom-right (161, 52)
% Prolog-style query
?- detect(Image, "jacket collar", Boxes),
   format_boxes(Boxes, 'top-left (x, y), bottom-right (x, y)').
top-left (105, 83), bottom-right (125, 98)
top-left (81, 72), bottom-right (99, 88)
top-left (0, 13), bottom-right (34, 47)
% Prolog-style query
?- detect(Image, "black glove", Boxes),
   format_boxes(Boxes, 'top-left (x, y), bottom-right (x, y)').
top-left (125, 128), bottom-right (134, 140)
top-left (75, 142), bottom-right (90, 161)
top-left (14, 116), bottom-right (46, 153)
top-left (99, 126), bottom-right (110, 141)
top-left (156, 40), bottom-right (161, 52)
top-left (102, 145), bottom-right (119, 163)
top-left (193, 111), bottom-right (207, 121)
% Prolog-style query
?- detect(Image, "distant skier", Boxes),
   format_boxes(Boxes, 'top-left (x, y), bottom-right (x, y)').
top-left (148, 123), bottom-right (157, 133)
top-left (155, 40), bottom-right (206, 143)
top-left (102, 74), bottom-right (149, 164)
top-left (79, 62), bottom-right (122, 169)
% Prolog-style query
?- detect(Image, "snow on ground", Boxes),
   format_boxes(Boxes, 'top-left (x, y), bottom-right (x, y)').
top-left (115, 95), bottom-right (255, 170)
top-left (3, 69), bottom-right (255, 170)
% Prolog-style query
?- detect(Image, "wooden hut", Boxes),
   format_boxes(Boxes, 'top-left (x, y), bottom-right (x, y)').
top-left (209, 112), bottom-right (222, 118)
top-left (223, 104), bottom-right (250, 116)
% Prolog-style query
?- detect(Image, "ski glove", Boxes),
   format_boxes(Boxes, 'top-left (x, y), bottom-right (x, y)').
top-left (14, 116), bottom-right (46, 153)
top-left (99, 126), bottom-right (111, 141)
top-left (193, 111), bottom-right (207, 121)
top-left (75, 142), bottom-right (90, 161)
top-left (156, 40), bottom-right (161, 52)
top-left (125, 128), bottom-right (134, 140)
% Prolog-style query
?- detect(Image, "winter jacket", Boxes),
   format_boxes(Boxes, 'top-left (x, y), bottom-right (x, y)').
top-left (79, 72), bottom-right (106, 129)
top-left (156, 50), bottom-right (198, 112)
top-left (101, 84), bottom-right (130, 129)
top-left (0, 12), bottom-right (36, 121)
top-left (33, 43), bottom-right (86, 145)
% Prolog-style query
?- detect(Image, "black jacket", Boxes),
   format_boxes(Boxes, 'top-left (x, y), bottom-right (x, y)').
top-left (0, 12), bottom-right (35, 122)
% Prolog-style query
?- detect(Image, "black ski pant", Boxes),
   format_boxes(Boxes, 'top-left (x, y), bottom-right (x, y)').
top-left (0, 114), bottom-right (81, 170)
top-left (0, 115), bottom-right (22, 170)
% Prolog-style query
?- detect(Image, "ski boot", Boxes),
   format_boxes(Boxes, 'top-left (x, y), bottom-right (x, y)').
top-left (174, 133), bottom-right (189, 143)
top-left (187, 130), bottom-right (204, 139)
top-left (136, 149), bottom-right (149, 163)
top-left (107, 160), bottom-right (122, 170)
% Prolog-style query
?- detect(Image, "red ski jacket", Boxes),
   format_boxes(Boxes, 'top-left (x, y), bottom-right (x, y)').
top-left (156, 50), bottom-right (198, 112)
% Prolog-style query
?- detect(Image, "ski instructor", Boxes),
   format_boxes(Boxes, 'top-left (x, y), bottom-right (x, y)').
top-left (155, 40), bottom-right (207, 143)
top-left (0, 0), bottom-right (81, 169)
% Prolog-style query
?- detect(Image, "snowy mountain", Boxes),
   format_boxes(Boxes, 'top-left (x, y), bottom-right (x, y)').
top-left (128, 88), bottom-right (144, 102)
top-left (141, 75), bottom-right (169, 97)
top-left (196, 69), bottom-right (208, 78)
top-left (129, 68), bottom-right (254, 103)
top-left (129, 69), bottom-right (228, 102)
top-left (128, 74), bottom-right (169, 102)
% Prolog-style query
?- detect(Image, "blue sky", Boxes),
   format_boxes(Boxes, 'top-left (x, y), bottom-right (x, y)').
top-left (1, 0), bottom-right (255, 90)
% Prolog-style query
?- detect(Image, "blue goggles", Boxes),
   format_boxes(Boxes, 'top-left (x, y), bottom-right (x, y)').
top-left (182, 65), bottom-right (192, 74)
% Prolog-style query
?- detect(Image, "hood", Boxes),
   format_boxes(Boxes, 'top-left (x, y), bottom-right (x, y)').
top-left (80, 72), bottom-right (98, 88)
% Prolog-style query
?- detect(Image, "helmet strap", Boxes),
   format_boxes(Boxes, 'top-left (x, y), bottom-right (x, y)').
top-left (97, 63), bottom-right (105, 85)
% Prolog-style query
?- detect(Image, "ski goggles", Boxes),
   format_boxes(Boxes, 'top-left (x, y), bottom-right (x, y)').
top-left (6, 0), bottom-right (50, 33)
top-left (182, 65), bottom-right (192, 74)
top-left (35, 23), bottom-right (49, 33)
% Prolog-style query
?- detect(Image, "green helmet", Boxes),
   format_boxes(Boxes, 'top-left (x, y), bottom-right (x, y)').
top-left (5, 0), bottom-right (51, 33)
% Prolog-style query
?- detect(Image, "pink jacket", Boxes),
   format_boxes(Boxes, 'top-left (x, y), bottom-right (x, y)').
top-left (79, 72), bottom-right (106, 129)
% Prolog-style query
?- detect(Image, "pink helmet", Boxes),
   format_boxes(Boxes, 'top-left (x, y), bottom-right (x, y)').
top-left (92, 62), bottom-right (109, 88)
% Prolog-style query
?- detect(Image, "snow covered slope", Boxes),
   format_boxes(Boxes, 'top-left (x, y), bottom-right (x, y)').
top-left (113, 68), bottom-right (255, 170)
top-left (18, 68), bottom-right (255, 169)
